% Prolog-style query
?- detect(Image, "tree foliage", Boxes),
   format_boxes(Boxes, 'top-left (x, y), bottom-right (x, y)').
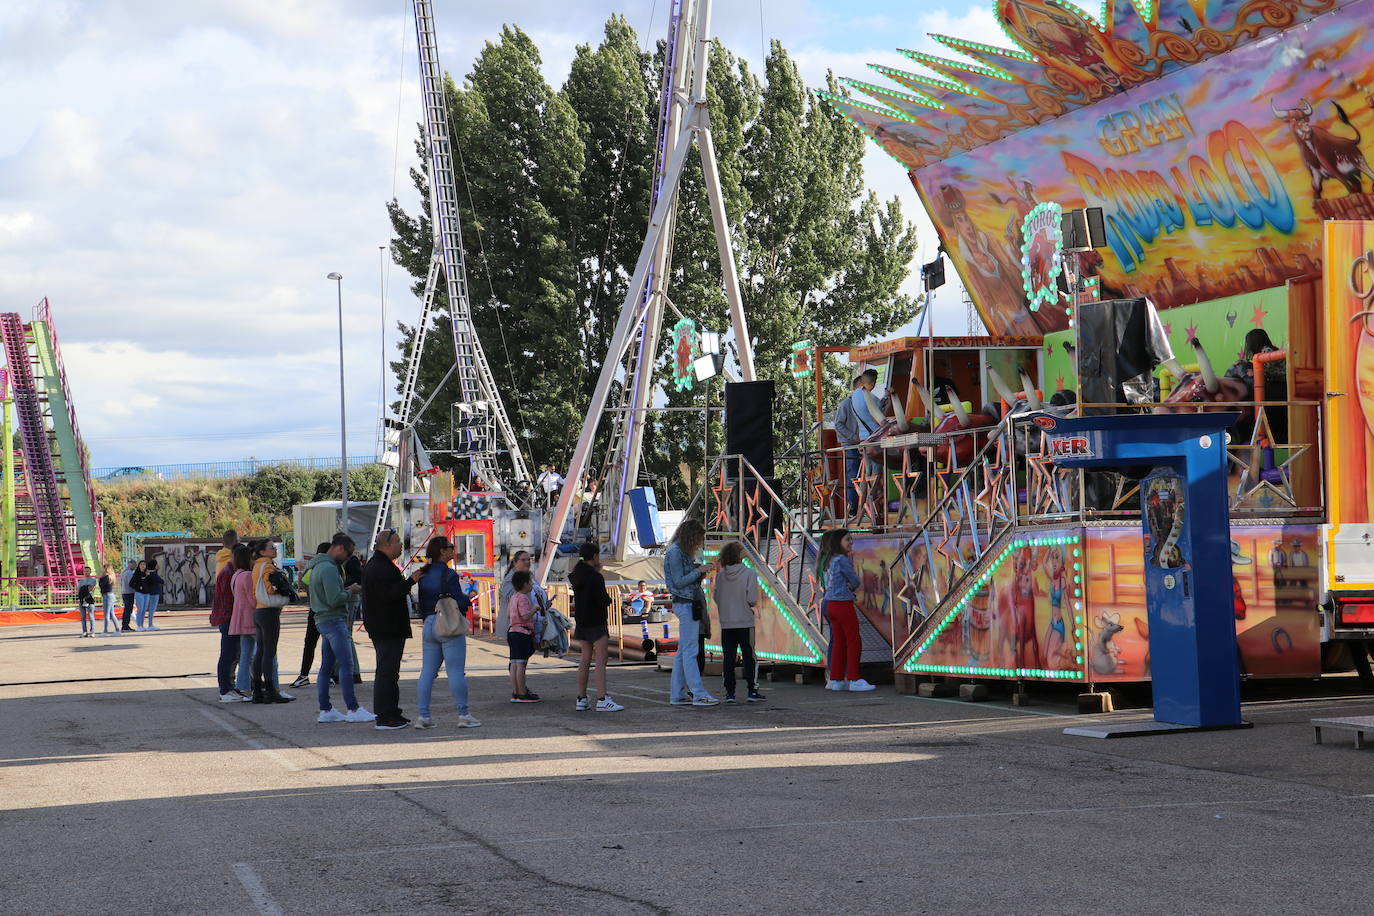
top-left (387, 22), bottom-right (919, 503)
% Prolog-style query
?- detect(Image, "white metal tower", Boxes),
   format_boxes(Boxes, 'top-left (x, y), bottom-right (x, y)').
top-left (372, 0), bottom-right (533, 552)
top-left (539, 0), bottom-right (757, 582)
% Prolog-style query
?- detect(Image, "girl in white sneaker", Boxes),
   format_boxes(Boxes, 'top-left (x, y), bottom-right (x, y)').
top-left (819, 529), bottom-right (875, 692)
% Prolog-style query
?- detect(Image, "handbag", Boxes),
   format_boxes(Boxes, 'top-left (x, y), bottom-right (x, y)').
top-left (434, 595), bottom-right (470, 638)
top-left (255, 567), bottom-right (291, 608)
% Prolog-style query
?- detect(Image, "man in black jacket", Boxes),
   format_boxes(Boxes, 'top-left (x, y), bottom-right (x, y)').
top-left (362, 529), bottom-right (423, 730)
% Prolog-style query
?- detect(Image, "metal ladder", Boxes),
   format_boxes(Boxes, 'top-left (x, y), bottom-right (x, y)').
top-left (413, 0), bottom-right (528, 490)
top-left (0, 312), bottom-right (78, 579)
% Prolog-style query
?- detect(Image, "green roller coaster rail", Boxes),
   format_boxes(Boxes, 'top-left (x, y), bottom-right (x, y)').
top-left (29, 320), bottom-right (100, 571)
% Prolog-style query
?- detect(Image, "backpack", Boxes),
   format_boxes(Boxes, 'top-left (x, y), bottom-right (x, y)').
top-left (833, 394), bottom-right (860, 445)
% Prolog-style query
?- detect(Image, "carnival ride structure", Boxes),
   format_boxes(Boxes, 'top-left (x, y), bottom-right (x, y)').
top-left (372, 0), bottom-right (537, 563)
top-left (678, 0), bottom-right (1374, 686)
top-left (538, 0), bottom-right (760, 583)
top-left (0, 298), bottom-right (103, 610)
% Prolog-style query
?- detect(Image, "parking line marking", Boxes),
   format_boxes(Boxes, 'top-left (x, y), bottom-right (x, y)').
top-left (199, 709), bottom-right (301, 771)
top-left (232, 863), bottom-right (284, 916)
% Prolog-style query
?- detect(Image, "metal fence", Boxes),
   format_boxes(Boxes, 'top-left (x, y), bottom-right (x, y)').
top-left (89, 456), bottom-right (381, 482)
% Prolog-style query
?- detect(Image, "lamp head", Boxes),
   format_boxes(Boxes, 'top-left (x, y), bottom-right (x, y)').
top-left (326, 272), bottom-right (342, 281)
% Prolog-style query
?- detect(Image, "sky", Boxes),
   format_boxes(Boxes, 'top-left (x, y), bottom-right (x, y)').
top-left (0, 0), bottom-right (996, 469)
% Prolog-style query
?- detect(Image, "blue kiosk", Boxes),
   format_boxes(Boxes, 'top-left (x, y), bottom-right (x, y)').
top-left (1041, 412), bottom-right (1252, 737)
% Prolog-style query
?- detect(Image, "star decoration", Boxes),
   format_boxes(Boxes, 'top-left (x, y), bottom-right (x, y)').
top-left (1055, 375), bottom-right (1065, 390)
top-left (710, 467), bottom-right (734, 530)
top-left (1186, 322), bottom-right (1199, 343)
top-left (1045, 342), bottom-right (1054, 356)
top-left (1162, 321), bottom-right (1172, 336)
top-left (810, 477), bottom-right (837, 524)
top-left (1251, 304), bottom-right (1268, 327)
top-left (772, 526), bottom-right (798, 578)
top-left (1228, 407), bottom-right (1305, 508)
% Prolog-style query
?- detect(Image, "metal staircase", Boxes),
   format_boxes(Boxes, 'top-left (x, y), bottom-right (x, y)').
top-left (701, 453), bottom-right (827, 659)
top-left (0, 312), bottom-right (78, 580)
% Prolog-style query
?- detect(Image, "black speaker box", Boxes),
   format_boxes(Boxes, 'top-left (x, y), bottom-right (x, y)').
top-left (724, 380), bottom-right (775, 478)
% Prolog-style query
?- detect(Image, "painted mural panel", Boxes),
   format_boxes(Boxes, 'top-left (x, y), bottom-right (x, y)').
top-left (1084, 525), bottom-right (1321, 680)
top-left (909, 533), bottom-right (1085, 678)
top-left (898, 524), bottom-right (1319, 680)
top-left (909, 0), bottom-right (1374, 334)
top-left (142, 541), bottom-right (219, 608)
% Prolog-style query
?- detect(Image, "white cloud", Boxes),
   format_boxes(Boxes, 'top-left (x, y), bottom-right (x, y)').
top-left (1, 1), bottom-right (989, 467)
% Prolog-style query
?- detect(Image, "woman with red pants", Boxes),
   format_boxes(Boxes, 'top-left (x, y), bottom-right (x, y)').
top-left (819, 529), bottom-right (875, 692)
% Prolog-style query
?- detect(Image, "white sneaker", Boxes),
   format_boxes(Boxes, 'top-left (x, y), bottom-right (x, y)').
top-left (575, 696), bottom-right (591, 712)
top-left (415, 716), bottom-right (436, 729)
top-left (826, 680), bottom-right (849, 691)
top-left (691, 695), bottom-right (719, 707)
top-left (218, 692), bottom-right (240, 703)
top-left (317, 708), bottom-right (347, 723)
top-left (147, 625), bottom-right (160, 631)
top-left (848, 679), bottom-right (877, 692)
top-left (456, 714), bottom-right (482, 728)
top-left (277, 690), bottom-right (294, 700)
top-left (344, 706), bottom-right (377, 723)
top-left (596, 696), bottom-right (625, 712)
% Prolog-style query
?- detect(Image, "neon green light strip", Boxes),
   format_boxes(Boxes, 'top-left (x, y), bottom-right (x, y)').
top-left (702, 553), bottom-right (824, 664)
top-left (902, 533), bottom-right (1083, 673)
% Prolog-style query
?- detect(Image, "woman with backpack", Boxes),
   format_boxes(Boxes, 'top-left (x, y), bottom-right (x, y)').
top-left (414, 537), bottom-right (480, 730)
top-left (98, 564), bottom-right (119, 636)
top-left (818, 529), bottom-right (875, 692)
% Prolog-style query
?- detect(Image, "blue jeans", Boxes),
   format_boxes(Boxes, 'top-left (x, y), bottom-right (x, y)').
top-left (102, 593), bottom-right (118, 633)
top-left (235, 633), bottom-right (279, 691)
top-left (80, 603), bottom-right (96, 634)
top-left (670, 603), bottom-right (708, 700)
top-left (417, 615), bottom-right (469, 717)
top-left (217, 623), bottom-right (240, 694)
top-left (135, 593), bottom-right (160, 627)
top-left (844, 448), bottom-right (861, 512)
top-left (316, 617), bottom-right (358, 712)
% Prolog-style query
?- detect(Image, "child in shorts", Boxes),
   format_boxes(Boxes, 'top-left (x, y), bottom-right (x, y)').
top-left (507, 571), bottom-right (540, 702)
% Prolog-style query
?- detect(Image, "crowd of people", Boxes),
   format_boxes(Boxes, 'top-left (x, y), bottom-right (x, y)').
top-left (80, 516), bottom-right (883, 727)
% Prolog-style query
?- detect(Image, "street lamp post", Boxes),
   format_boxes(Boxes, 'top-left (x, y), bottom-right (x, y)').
top-left (327, 272), bottom-right (349, 531)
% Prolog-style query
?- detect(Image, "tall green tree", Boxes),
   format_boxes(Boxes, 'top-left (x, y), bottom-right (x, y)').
top-left (388, 22), bottom-right (919, 505)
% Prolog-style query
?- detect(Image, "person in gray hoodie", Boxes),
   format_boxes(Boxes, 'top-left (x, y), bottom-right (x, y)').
top-left (713, 542), bottom-right (764, 702)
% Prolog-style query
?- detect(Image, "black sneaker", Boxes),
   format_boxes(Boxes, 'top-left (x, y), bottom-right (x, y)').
top-left (290, 675), bottom-right (310, 689)
top-left (723, 693), bottom-right (737, 703)
top-left (512, 692), bottom-right (541, 703)
top-left (374, 717), bottom-right (409, 730)
top-left (747, 690), bottom-right (766, 702)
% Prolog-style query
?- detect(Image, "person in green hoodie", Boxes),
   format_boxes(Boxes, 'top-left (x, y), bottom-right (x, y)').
top-left (307, 534), bottom-right (374, 723)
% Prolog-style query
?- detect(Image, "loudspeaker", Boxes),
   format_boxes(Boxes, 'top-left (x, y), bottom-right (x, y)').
top-left (921, 256), bottom-right (946, 290)
top-left (1062, 207), bottom-right (1106, 250)
top-left (724, 380), bottom-right (775, 478)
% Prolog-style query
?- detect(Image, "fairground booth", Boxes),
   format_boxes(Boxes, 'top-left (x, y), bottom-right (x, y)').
top-left (695, 0), bottom-right (1374, 690)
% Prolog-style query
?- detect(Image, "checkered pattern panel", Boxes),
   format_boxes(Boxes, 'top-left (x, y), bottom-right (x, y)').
top-left (452, 493), bottom-right (492, 519)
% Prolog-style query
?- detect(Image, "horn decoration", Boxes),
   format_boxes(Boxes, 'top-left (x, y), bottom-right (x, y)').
top-left (1191, 337), bottom-right (1219, 394)
top-left (1019, 369), bottom-right (1042, 410)
top-left (945, 387), bottom-right (971, 427)
top-left (986, 368), bottom-right (1017, 406)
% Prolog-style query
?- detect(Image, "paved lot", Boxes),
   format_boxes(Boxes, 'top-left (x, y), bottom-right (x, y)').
top-left (3, 611), bottom-right (1373, 915)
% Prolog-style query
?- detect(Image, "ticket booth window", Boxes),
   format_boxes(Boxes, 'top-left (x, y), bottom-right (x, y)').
top-left (452, 534), bottom-right (487, 569)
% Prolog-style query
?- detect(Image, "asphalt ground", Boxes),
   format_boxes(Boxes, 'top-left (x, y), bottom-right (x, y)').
top-left (3, 611), bottom-right (1373, 915)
